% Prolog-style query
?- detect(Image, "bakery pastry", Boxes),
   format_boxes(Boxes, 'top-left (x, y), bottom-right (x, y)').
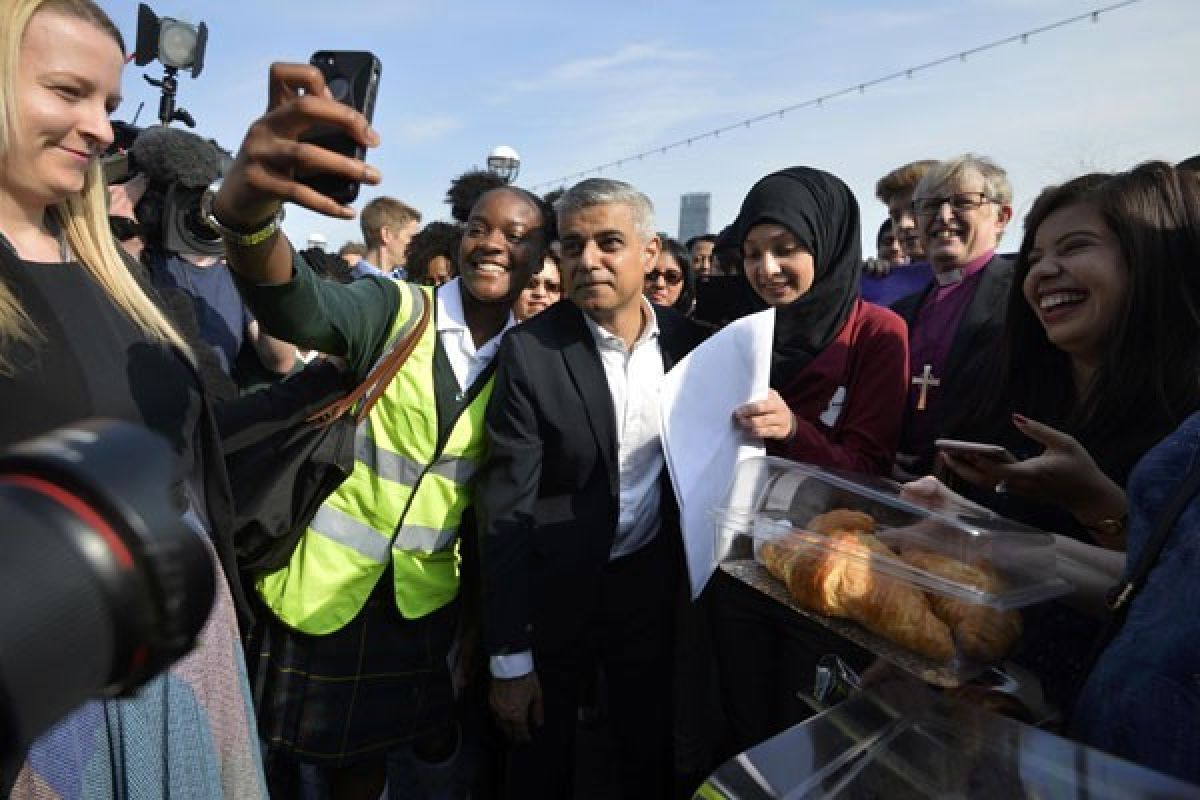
top-left (900, 550), bottom-right (1022, 662)
top-left (760, 529), bottom-right (956, 662)
top-left (805, 509), bottom-right (876, 536)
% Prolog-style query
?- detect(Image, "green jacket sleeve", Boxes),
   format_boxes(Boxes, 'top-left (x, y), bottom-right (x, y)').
top-left (236, 249), bottom-right (402, 379)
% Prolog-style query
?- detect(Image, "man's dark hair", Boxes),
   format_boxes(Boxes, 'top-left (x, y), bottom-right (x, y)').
top-left (446, 169), bottom-right (508, 223)
top-left (713, 225), bottom-right (742, 275)
top-left (876, 218), bottom-right (894, 245)
top-left (404, 222), bottom-right (462, 284)
top-left (1176, 154), bottom-right (1200, 174)
top-left (685, 233), bottom-right (717, 251)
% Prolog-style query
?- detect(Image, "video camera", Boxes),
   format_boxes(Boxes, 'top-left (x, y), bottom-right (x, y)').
top-left (102, 3), bottom-right (226, 257)
top-left (106, 123), bottom-right (231, 258)
top-left (0, 421), bottom-right (214, 784)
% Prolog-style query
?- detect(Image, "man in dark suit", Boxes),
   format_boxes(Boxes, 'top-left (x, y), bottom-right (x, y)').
top-left (474, 178), bottom-right (705, 798)
top-left (890, 154), bottom-right (1015, 475)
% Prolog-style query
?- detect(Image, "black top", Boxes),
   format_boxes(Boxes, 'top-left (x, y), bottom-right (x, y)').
top-left (0, 248), bottom-right (259, 628)
top-left (0, 252), bottom-right (201, 484)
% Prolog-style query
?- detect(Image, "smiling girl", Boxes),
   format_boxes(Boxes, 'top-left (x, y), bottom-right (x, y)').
top-left (711, 166), bottom-right (910, 757)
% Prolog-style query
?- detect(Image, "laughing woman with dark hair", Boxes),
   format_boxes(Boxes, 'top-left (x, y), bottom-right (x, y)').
top-left (937, 162), bottom-right (1200, 713)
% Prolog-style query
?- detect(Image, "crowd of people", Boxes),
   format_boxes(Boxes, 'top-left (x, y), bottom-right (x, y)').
top-left (3, 1), bottom-right (1200, 798)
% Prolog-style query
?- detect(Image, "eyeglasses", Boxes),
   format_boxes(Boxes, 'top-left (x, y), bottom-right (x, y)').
top-left (912, 192), bottom-right (995, 217)
top-left (527, 277), bottom-right (561, 293)
top-left (644, 269), bottom-right (683, 286)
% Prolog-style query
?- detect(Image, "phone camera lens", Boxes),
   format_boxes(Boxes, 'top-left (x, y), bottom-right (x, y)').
top-left (328, 76), bottom-right (352, 102)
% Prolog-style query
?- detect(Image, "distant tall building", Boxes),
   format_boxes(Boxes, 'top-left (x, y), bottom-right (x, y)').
top-left (678, 192), bottom-right (711, 243)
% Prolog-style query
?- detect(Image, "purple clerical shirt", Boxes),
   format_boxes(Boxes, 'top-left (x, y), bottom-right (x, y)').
top-left (903, 249), bottom-right (995, 462)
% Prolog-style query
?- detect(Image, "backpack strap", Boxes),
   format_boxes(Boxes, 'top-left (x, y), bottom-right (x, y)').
top-left (1085, 451), bottom-right (1200, 675)
top-left (1106, 454), bottom-right (1200, 614)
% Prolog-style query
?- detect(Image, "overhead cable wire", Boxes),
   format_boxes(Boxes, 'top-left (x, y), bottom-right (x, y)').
top-left (530, 0), bottom-right (1143, 190)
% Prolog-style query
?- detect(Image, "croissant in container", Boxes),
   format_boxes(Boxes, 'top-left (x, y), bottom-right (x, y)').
top-left (900, 550), bottom-right (1022, 663)
top-left (805, 509), bottom-right (876, 536)
top-left (760, 530), bottom-right (956, 662)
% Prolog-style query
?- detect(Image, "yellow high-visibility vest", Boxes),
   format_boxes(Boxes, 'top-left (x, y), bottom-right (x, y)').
top-left (258, 282), bottom-right (493, 634)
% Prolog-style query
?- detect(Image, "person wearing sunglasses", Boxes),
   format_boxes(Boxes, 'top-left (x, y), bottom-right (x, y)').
top-left (643, 236), bottom-right (696, 315)
top-left (513, 251), bottom-right (562, 321)
top-left (890, 154), bottom-right (1015, 475)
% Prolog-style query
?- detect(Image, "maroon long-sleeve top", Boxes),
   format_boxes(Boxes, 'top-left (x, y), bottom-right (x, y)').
top-left (767, 298), bottom-right (909, 476)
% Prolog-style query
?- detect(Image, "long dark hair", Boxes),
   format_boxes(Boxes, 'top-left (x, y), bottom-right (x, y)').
top-left (658, 236), bottom-right (696, 315)
top-left (952, 162), bottom-right (1200, 477)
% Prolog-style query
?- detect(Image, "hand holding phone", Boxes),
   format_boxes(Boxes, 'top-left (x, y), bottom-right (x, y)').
top-left (934, 438), bottom-right (1017, 463)
top-left (296, 51), bottom-right (382, 205)
top-left (213, 61), bottom-right (382, 288)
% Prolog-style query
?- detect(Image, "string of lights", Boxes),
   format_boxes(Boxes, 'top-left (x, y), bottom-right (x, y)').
top-left (530, 0), bottom-right (1144, 191)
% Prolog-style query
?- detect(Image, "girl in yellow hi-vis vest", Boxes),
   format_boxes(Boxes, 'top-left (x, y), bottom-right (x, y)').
top-left (214, 62), bottom-right (554, 799)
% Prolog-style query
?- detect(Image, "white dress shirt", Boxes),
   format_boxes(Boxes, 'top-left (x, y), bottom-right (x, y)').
top-left (583, 298), bottom-right (666, 560)
top-left (491, 299), bottom-right (667, 680)
top-left (437, 277), bottom-right (513, 392)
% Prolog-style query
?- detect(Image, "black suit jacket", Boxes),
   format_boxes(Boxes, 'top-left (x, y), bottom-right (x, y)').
top-left (891, 253), bottom-right (1015, 468)
top-left (474, 300), bottom-right (705, 659)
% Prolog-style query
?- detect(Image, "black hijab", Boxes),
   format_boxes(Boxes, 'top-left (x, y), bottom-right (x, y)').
top-left (731, 166), bottom-right (862, 389)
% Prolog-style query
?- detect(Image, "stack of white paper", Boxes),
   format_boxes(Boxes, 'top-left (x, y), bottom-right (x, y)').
top-left (660, 309), bottom-right (775, 598)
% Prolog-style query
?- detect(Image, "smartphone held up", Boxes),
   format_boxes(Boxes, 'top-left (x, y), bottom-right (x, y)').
top-left (934, 438), bottom-right (1017, 464)
top-left (296, 51), bottom-right (381, 205)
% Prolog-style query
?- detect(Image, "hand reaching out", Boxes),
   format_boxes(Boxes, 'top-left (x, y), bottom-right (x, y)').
top-left (939, 414), bottom-right (1126, 529)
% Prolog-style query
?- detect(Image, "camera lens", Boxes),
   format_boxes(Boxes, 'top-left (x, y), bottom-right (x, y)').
top-left (0, 421), bottom-right (215, 759)
top-left (328, 76), bottom-right (352, 103)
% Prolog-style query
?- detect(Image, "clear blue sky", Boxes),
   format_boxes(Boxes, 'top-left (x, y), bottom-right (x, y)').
top-left (103, 0), bottom-right (1200, 254)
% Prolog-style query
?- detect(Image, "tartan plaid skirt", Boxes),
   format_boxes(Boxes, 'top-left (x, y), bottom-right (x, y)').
top-left (250, 573), bottom-right (459, 767)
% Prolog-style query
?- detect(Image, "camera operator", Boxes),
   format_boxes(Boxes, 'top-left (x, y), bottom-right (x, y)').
top-left (127, 125), bottom-right (298, 391)
top-left (0, 1), bottom-right (265, 797)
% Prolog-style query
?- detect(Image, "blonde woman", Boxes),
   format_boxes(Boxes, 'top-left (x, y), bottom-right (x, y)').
top-left (0, 1), bottom-right (263, 796)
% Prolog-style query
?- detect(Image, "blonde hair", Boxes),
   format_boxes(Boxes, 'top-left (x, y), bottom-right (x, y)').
top-left (0, 0), bottom-right (191, 373)
top-left (360, 197), bottom-right (421, 248)
top-left (874, 159), bottom-right (939, 205)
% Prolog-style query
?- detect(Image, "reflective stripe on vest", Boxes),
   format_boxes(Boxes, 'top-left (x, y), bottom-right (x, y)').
top-left (308, 503), bottom-right (392, 562)
top-left (354, 433), bottom-right (477, 488)
top-left (258, 280), bottom-right (494, 634)
top-left (393, 524), bottom-right (457, 554)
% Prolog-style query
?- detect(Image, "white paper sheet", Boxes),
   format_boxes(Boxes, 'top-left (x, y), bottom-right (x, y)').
top-left (661, 309), bottom-right (775, 598)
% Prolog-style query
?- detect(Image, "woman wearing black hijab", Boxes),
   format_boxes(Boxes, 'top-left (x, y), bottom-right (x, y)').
top-left (730, 166), bottom-right (909, 473)
top-left (711, 167), bottom-right (911, 761)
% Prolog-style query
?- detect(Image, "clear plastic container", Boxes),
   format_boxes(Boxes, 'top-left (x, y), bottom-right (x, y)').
top-left (713, 457), bottom-right (1072, 686)
top-left (697, 679), bottom-right (1200, 799)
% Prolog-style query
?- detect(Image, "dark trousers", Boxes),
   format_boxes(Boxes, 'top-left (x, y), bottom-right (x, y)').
top-left (502, 532), bottom-right (678, 800)
top-left (708, 570), bottom-right (870, 759)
